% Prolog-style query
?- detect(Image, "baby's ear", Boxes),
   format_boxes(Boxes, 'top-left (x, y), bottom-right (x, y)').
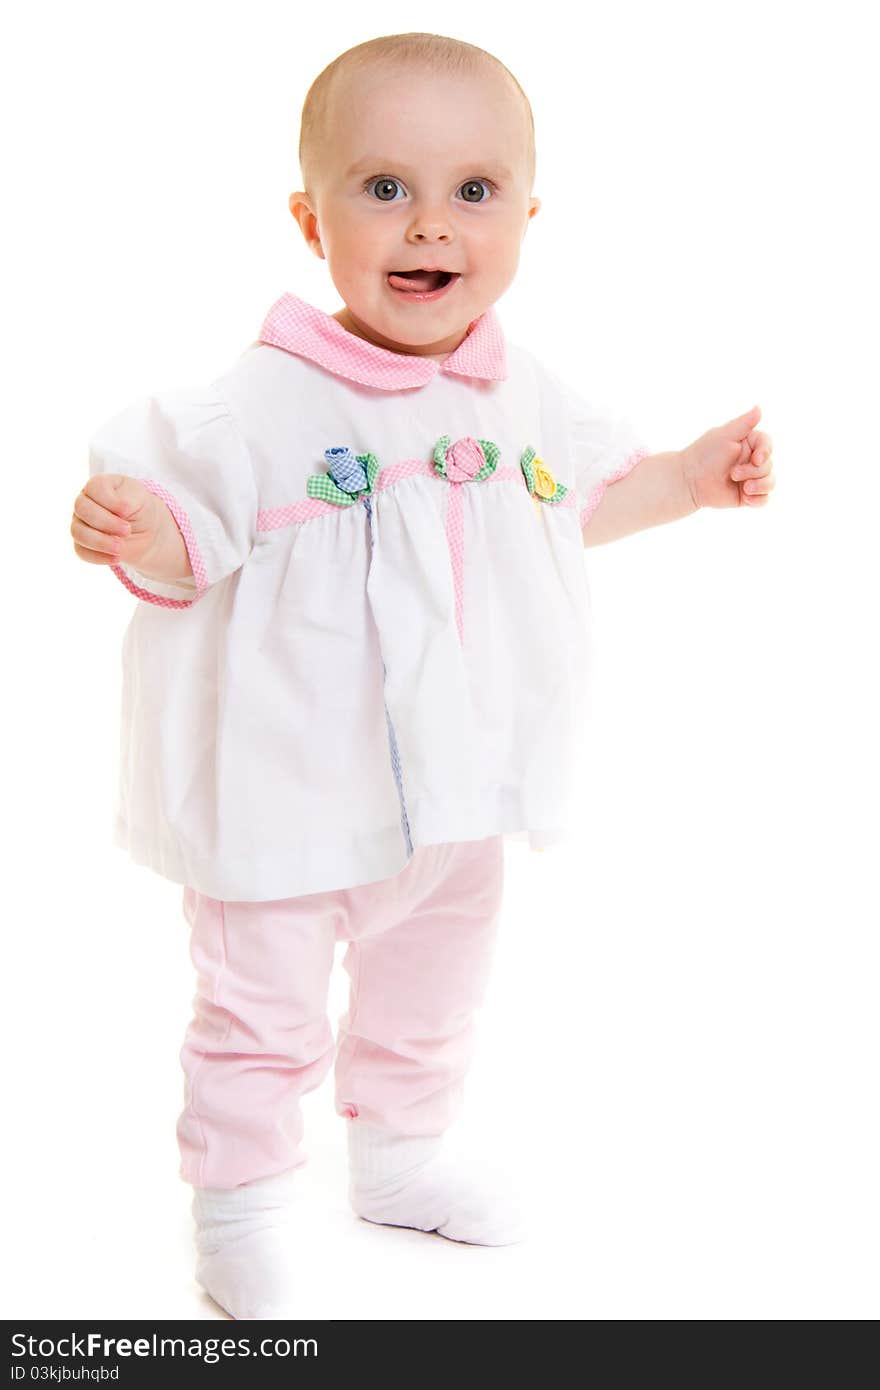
top-left (288, 190), bottom-right (310, 224)
top-left (289, 193), bottom-right (325, 260)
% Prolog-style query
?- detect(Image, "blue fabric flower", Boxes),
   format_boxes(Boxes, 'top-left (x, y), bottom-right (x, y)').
top-left (325, 446), bottom-right (368, 495)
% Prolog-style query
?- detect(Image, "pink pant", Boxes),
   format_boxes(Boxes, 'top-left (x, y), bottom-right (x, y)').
top-left (176, 836), bottom-right (505, 1188)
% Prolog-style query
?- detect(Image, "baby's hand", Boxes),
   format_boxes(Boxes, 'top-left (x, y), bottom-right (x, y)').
top-left (70, 474), bottom-right (188, 578)
top-left (681, 406), bottom-right (775, 510)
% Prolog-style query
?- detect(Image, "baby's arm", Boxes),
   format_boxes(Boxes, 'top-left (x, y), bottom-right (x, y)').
top-left (582, 449), bottom-right (695, 547)
top-left (70, 473), bottom-right (193, 582)
top-left (582, 407), bottom-right (775, 547)
top-left (83, 386), bottom-right (259, 604)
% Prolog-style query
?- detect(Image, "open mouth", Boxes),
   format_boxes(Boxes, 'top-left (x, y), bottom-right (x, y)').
top-left (386, 269), bottom-right (460, 299)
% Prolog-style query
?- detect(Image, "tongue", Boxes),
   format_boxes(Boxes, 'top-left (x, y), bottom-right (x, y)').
top-left (388, 269), bottom-right (446, 292)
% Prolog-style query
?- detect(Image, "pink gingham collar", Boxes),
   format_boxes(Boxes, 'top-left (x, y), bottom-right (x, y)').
top-left (257, 291), bottom-right (508, 389)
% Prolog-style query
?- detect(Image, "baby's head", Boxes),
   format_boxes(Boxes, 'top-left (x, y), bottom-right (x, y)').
top-left (289, 33), bottom-right (540, 359)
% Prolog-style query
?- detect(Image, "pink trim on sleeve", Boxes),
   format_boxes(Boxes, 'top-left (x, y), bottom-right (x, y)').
top-left (579, 447), bottom-right (650, 531)
top-left (108, 563), bottom-right (198, 609)
top-left (108, 478), bottom-right (208, 608)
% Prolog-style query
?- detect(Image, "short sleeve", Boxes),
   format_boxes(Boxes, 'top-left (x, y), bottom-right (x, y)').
top-left (87, 385), bottom-right (258, 607)
top-left (541, 365), bottom-right (651, 533)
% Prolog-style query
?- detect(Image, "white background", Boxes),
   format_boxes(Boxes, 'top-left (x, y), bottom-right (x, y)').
top-left (3, 0), bottom-right (878, 1320)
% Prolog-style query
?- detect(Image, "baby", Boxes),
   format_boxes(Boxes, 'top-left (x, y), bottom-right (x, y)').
top-left (71, 32), bottom-right (775, 1320)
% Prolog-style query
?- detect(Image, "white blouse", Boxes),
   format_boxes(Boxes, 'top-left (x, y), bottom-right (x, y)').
top-left (88, 291), bottom-right (649, 902)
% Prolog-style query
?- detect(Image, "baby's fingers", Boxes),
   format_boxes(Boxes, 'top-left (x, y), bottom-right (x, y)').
top-left (82, 472), bottom-right (148, 521)
top-left (73, 486), bottom-right (133, 539)
top-left (740, 473), bottom-right (775, 495)
top-left (731, 451), bottom-right (774, 482)
top-left (70, 513), bottom-right (128, 562)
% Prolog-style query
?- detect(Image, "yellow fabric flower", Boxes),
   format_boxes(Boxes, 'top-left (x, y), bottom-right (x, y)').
top-left (533, 458), bottom-right (557, 499)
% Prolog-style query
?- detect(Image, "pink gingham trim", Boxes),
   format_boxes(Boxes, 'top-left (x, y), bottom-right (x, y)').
top-left (109, 479), bottom-right (207, 609)
top-left (257, 292), bottom-right (507, 388)
top-left (579, 447), bottom-right (650, 530)
top-left (446, 484), bottom-right (465, 642)
top-left (256, 460), bottom-right (538, 531)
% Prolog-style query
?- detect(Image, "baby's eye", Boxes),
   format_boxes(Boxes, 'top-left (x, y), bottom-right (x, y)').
top-left (367, 178), bottom-right (405, 202)
top-left (458, 180), bottom-right (492, 203)
top-left (364, 177), bottom-right (494, 203)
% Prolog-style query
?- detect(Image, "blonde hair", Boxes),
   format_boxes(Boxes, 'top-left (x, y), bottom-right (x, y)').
top-left (298, 32), bottom-right (536, 196)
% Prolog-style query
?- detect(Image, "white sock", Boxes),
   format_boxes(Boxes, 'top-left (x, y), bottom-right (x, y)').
top-left (191, 1169), bottom-right (301, 1320)
top-left (347, 1122), bottom-right (526, 1246)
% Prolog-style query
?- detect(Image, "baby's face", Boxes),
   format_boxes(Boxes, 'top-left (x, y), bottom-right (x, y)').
top-left (290, 67), bottom-right (540, 358)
